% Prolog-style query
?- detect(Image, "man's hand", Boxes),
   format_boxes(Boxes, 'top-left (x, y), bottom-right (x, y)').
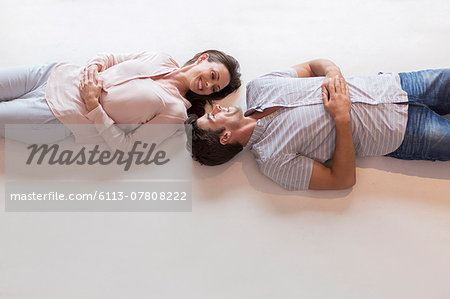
top-left (322, 75), bottom-right (351, 122)
top-left (79, 66), bottom-right (103, 112)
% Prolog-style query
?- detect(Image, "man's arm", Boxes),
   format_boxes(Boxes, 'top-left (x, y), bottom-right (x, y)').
top-left (292, 59), bottom-right (342, 78)
top-left (308, 76), bottom-right (356, 190)
top-left (292, 59), bottom-right (343, 100)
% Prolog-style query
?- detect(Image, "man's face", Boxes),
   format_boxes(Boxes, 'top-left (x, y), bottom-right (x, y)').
top-left (196, 104), bottom-right (244, 131)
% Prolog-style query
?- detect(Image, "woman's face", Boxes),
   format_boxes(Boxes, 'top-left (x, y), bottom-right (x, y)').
top-left (189, 57), bottom-right (231, 96)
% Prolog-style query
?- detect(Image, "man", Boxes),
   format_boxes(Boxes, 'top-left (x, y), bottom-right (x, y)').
top-left (185, 59), bottom-right (450, 190)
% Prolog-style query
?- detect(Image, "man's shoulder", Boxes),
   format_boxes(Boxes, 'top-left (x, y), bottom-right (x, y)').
top-left (248, 68), bottom-right (298, 84)
top-left (250, 148), bottom-right (314, 191)
top-left (250, 143), bottom-right (293, 164)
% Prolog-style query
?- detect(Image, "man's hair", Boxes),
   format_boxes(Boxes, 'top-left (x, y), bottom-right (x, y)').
top-left (183, 50), bottom-right (241, 117)
top-left (184, 114), bottom-right (243, 166)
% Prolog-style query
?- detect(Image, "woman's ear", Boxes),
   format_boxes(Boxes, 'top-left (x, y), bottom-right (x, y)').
top-left (196, 53), bottom-right (210, 64)
top-left (219, 130), bottom-right (231, 145)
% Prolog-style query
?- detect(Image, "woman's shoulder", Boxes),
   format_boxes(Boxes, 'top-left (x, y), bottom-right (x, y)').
top-left (157, 52), bottom-right (180, 68)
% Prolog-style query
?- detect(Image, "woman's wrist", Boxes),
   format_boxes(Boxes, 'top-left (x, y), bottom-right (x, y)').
top-left (85, 98), bottom-right (99, 112)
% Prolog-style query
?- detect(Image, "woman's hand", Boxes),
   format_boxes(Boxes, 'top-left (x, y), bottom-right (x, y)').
top-left (79, 66), bottom-right (103, 112)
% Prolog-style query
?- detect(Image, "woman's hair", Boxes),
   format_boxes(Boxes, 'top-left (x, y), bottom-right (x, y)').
top-left (184, 114), bottom-right (243, 166)
top-left (184, 50), bottom-right (241, 117)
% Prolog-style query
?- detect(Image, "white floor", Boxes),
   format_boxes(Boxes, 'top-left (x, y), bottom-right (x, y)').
top-left (1, 0), bottom-right (450, 298)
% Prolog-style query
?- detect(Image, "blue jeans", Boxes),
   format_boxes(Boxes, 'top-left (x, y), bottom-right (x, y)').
top-left (0, 63), bottom-right (72, 143)
top-left (387, 69), bottom-right (450, 161)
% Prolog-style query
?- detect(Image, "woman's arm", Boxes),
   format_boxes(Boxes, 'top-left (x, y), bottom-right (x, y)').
top-left (86, 52), bottom-right (151, 72)
top-left (86, 107), bottom-right (183, 153)
top-left (80, 52), bottom-right (151, 91)
top-left (79, 71), bottom-right (182, 152)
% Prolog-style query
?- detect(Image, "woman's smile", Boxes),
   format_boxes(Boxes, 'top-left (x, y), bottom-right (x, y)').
top-left (198, 77), bottom-right (203, 91)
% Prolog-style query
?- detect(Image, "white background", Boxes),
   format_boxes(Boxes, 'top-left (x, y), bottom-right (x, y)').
top-left (1, 0), bottom-right (450, 298)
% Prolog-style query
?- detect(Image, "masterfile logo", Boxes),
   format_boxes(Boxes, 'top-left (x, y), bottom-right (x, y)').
top-left (26, 141), bottom-right (170, 171)
top-left (4, 124), bottom-right (193, 212)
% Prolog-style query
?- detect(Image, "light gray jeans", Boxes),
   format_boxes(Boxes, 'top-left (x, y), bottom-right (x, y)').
top-left (0, 63), bottom-right (72, 143)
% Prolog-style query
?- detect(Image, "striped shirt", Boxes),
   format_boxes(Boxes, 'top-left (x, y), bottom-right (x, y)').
top-left (245, 68), bottom-right (409, 190)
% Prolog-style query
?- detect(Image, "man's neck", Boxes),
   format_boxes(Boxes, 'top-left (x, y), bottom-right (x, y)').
top-left (237, 107), bottom-right (282, 147)
top-left (236, 117), bottom-right (258, 147)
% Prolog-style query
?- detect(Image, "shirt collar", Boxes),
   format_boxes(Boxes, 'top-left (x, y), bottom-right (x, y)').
top-left (244, 119), bottom-right (266, 150)
top-left (180, 96), bottom-right (192, 109)
top-left (243, 108), bottom-right (283, 150)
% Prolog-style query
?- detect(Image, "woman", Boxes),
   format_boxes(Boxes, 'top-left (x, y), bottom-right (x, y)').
top-left (0, 50), bottom-right (241, 151)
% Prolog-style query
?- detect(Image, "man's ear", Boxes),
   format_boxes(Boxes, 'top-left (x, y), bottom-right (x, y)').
top-left (196, 53), bottom-right (210, 64)
top-left (219, 130), bottom-right (231, 145)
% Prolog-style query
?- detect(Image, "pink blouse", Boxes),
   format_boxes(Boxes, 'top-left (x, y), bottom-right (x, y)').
top-left (45, 51), bottom-right (191, 151)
